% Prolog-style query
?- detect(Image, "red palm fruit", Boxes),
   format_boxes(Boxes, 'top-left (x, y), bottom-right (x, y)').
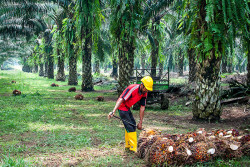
top-left (139, 129), bottom-right (161, 138)
top-left (13, 90), bottom-right (21, 96)
top-left (51, 83), bottom-right (59, 87)
top-left (68, 87), bottom-right (76, 92)
top-left (226, 129), bottom-right (240, 137)
top-left (147, 138), bottom-right (175, 166)
top-left (190, 142), bottom-right (213, 162)
top-left (96, 96), bottom-right (104, 101)
top-left (214, 130), bottom-right (226, 137)
top-left (241, 141), bottom-right (250, 156)
top-left (174, 142), bottom-right (193, 165)
top-left (75, 94), bottom-right (84, 100)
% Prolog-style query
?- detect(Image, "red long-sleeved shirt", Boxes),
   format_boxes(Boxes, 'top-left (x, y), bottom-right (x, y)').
top-left (118, 84), bottom-right (147, 111)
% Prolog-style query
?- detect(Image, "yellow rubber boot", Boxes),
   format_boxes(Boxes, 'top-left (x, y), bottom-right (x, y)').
top-left (125, 130), bottom-right (130, 148)
top-left (127, 132), bottom-right (137, 152)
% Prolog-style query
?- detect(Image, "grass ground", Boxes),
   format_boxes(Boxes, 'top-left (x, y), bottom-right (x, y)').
top-left (0, 70), bottom-right (249, 167)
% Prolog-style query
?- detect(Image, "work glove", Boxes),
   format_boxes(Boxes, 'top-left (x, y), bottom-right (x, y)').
top-left (108, 111), bottom-right (114, 119)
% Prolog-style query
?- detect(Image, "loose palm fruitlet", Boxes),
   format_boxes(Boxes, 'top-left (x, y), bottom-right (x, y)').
top-left (138, 128), bottom-right (249, 166)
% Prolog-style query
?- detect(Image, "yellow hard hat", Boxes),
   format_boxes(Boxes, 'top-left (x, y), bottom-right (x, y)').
top-left (141, 76), bottom-right (153, 91)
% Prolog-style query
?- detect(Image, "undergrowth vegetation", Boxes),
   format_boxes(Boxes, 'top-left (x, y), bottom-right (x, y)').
top-left (0, 70), bottom-right (249, 166)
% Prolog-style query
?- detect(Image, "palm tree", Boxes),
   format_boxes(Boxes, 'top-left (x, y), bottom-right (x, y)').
top-left (62, 17), bottom-right (78, 85)
top-left (141, 0), bottom-right (175, 77)
top-left (0, 0), bottom-right (76, 81)
top-left (74, 0), bottom-right (103, 91)
top-left (110, 0), bottom-right (144, 95)
top-left (247, 42), bottom-right (250, 86)
top-left (49, 8), bottom-right (67, 81)
top-left (0, 0), bottom-right (59, 78)
top-left (44, 29), bottom-right (54, 78)
top-left (189, 0), bottom-right (249, 121)
top-left (243, 2), bottom-right (250, 86)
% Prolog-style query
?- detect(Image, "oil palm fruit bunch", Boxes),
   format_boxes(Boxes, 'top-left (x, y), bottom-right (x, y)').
top-left (138, 135), bottom-right (162, 159)
top-left (190, 141), bottom-right (215, 162)
top-left (13, 89), bottom-right (21, 96)
top-left (51, 83), bottom-right (59, 87)
top-left (181, 132), bottom-right (206, 145)
top-left (68, 87), bottom-right (76, 92)
top-left (224, 140), bottom-right (242, 159)
top-left (137, 137), bottom-right (148, 158)
top-left (137, 128), bottom-right (249, 165)
top-left (168, 134), bottom-right (183, 143)
top-left (96, 96), bottom-right (104, 101)
top-left (213, 138), bottom-right (227, 157)
top-left (139, 129), bottom-right (161, 138)
top-left (146, 138), bottom-right (176, 166)
top-left (240, 134), bottom-right (250, 145)
top-left (174, 142), bottom-right (194, 165)
top-left (173, 134), bottom-right (186, 146)
top-left (213, 138), bottom-right (242, 158)
top-left (75, 94), bottom-right (84, 100)
top-left (241, 141), bottom-right (250, 156)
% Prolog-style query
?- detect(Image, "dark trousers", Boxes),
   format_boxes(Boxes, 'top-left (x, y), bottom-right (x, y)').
top-left (118, 109), bottom-right (136, 132)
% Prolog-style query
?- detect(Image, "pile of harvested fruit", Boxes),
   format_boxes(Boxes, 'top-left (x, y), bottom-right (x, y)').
top-left (137, 128), bottom-right (249, 166)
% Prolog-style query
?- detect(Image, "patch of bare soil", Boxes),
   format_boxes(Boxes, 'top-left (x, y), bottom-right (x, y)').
top-left (221, 73), bottom-right (247, 84)
top-left (156, 103), bottom-right (250, 133)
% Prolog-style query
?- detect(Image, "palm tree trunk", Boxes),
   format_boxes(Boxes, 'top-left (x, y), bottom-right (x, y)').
top-left (151, 19), bottom-right (160, 77)
top-left (39, 55), bottom-right (44, 76)
top-left (221, 58), bottom-right (227, 73)
top-left (169, 54), bottom-right (173, 72)
top-left (94, 59), bottom-right (100, 74)
top-left (68, 46), bottom-right (78, 85)
top-left (56, 53), bottom-right (65, 81)
top-left (228, 57), bottom-right (233, 73)
top-left (247, 41), bottom-right (250, 86)
top-left (47, 54), bottom-right (54, 79)
top-left (118, 44), bottom-right (134, 95)
top-left (141, 54), bottom-right (146, 75)
top-left (178, 50), bottom-right (184, 76)
top-left (192, 0), bottom-right (222, 121)
top-left (188, 48), bottom-right (196, 82)
top-left (44, 56), bottom-right (48, 77)
top-left (82, 27), bottom-right (93, 91)
top-left (22, 65), bottom-right (31, 72)
top-left (111, 58), bottom-right (118, 78)
top-left (193, 49), bottom-right (222, 121)
top-left (159, 61), bottom-right (163, 77)
top-left (193, 58), bottom-right (222, 121)
top-left (33, 62), bottom-right (38, 73)
top-left (151, 50), bottom-right (157, 77)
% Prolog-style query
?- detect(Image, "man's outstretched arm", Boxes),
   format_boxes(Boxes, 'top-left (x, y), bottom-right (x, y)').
top-left (108, 97), bottom-right (124, 119)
